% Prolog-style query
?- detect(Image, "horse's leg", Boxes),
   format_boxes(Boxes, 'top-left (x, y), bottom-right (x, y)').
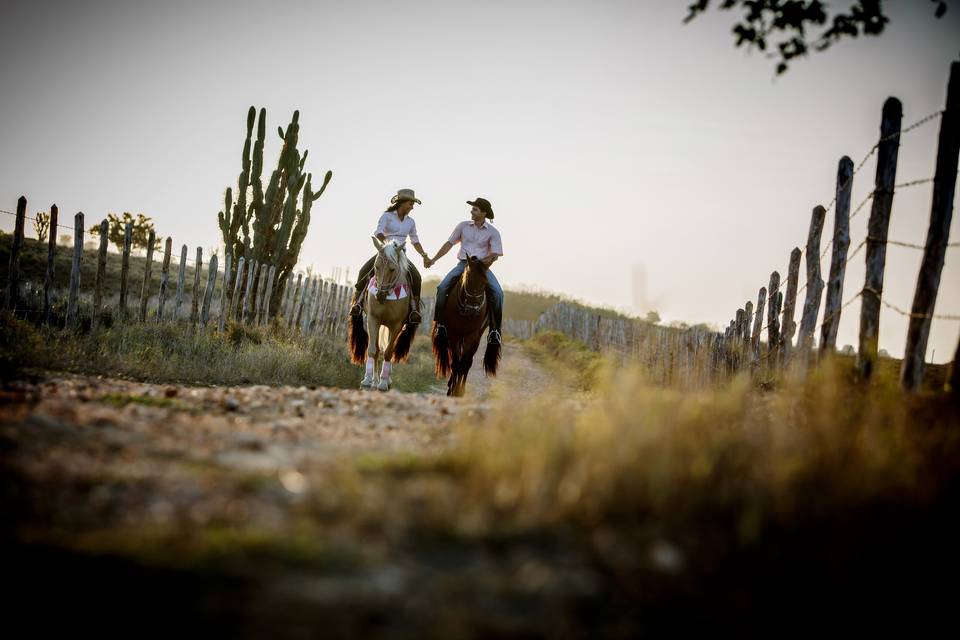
top-left (446, 338), bottom-right (462, 396)
top-left (361, 309), bottom-right (378, 389)
top-left (378, 320), bottom-right (399, 391)
top-left (455, 335), bottom-right (482, 397)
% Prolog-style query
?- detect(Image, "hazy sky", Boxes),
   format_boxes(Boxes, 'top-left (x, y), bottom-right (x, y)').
top-left (1, 0), bottom-right (959, 361)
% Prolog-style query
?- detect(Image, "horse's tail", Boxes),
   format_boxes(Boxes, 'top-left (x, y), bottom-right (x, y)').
top-left (483, 339), bottom-right (501, 377)
top-left (432, 321), bottom-right (451, 378)
top-left (392, 321), bottom-right (417, 363)
top-left (348, 313), bottom-right (368, 365)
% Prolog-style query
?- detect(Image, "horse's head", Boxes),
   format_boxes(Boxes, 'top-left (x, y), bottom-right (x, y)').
top-left (371, 236), bottom-right (408, 297)
top-left (457, 255), bottom-right (488, 316)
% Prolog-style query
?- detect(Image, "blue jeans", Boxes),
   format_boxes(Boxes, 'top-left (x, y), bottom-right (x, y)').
top-left (434, 260), bottom-right (503, 332)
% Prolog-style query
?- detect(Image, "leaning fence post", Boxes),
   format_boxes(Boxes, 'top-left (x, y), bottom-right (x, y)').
top-left (797, 206), bottom-right (827, 361)
top-left (743, 301), bottom-right (754, 353)
top-left (781, 248), bottom-right (802, 364)
top-left (201, 253), bottom-right (218, 327)
top-left (66, 212), bottom-right (84, 326)
top-left (92, 219), bottom-right (108, 327)
top-left (5, 196), bottom-right (26, 311)
top-left (858, 97), bottom-right (902, 380)
top-left (218, 252), bottom-right (231, 333)
top-left (157, 238), bottom-right (173, 322)
top-left (174, 244), bottom-right (187, 320)
top-left (230, 256), bottom-right (245, 322)
top-left (190, 247), bottom-right (203, 325)
top-left (820, 156), bottom-right (854, 356)
top-left (139, 230), bottom-right (156, 322)
top-left (902, 62), bottom-right (960, 392)
top-left (43, 204), bottom-right (58, 324)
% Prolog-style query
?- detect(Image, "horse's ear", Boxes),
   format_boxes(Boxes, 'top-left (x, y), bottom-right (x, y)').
top-left (372, 236), bottom-right (384, 251)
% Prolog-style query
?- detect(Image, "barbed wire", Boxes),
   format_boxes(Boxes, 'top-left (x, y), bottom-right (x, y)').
top-left (820, 110), bottom-right (943, 218)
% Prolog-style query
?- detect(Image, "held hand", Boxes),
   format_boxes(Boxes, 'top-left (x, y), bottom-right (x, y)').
top-left (423, 256), bottom-right (433, 269)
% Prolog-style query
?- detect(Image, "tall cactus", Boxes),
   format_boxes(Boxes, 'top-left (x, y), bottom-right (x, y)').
top-left (218, 106), bottom-right (332, 314)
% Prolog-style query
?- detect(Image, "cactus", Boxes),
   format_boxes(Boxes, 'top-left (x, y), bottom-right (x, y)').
top-left (218, 106), bottom-right (332, 312)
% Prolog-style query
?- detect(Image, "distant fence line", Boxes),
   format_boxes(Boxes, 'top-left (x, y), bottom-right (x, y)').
top-left (505, 63), bottom-right (960, 393)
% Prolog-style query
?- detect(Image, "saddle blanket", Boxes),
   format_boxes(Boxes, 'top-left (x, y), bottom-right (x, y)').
top-left (368, 277), bottom-right (409, 300)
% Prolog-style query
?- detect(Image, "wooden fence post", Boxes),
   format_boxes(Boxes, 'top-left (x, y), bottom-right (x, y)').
top-left (820, 157), bottom-right (854, 356)
top-left (735, 308), bottom-right (745, 370)
top-left (858, 97), bottom-right (902, 380)
top-left (43, 204), bottom-right (58, 324)
top-left (781, 248), bottom-right (802, 363)
top-left (92, 219), bottom-right (108, 328)
top-left (301, 278), bottom-right (315, 333)
top-left (263, 265), bottom-right (276, 324)
top-left (5, 196), bottom-right (26, 311)
top-left (256, 265), bottom-right (269, 325)
top-left (201, 253), bottom-right (218, 327)
top-left (119, 223), bottom-right (133, 320)
top-left (902, 62), bottom-right (960, 392)
top-left (190, 247), bottom-right (203, 325)
top-left (767, 271), bottom-right (781, 361)
top-left (66, 212), bottom-right (84, 326)
top-left (242, 260), bottom-right (256, 324)
top-left (797, 206), bottom-right (827, 358)
top-left (157, 238), bottom-right (173, 321)
top-left (174, 244), bottom-right (187, 320)
top-left (743, 300), bottom-right (754, 353)
top-left (287, 274), bottom-right (302, 328)
top-left (139, 230), bottom-right (155, 322)
top-left (218, 252), bottom-right (231, 333)
top-left (751, 287), bottom-right (766, 363)
top-left (229, 256), bottom-right (245, 322)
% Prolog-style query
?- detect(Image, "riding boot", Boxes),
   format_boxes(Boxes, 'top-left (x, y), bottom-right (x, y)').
top-left (408, 297), bottom-right (422, 325)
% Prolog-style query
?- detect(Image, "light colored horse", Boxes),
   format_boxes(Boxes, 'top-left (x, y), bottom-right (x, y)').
top-left (348, 237), bottom-right (418, 391)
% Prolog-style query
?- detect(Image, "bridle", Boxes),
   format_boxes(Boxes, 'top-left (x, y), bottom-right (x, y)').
top-left (373, 245), bottom-right (404, 299)
top-left (457, 265), bottom-right (487, 317)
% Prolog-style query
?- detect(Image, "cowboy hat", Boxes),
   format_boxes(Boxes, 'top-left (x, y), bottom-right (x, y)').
top-left (466, 197), bottom-right (494, 219)
top-left (390, 188), bottom-right (422, 205)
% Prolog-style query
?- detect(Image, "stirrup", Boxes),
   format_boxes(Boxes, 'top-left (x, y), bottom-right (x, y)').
top-left (434, 323), bottom-right (447, 338)
top-left (349, 301), bottom-right (363, 317)
top-left (487, 330), bottom-right (502, 345)
top-left (408, 309), bottom-right (422, 324)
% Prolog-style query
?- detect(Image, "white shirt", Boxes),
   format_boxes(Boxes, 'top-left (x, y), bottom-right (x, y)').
top-left (447, 220), bottom-right (503, 261)
top-left (375, 211), bottom-right (419, 245)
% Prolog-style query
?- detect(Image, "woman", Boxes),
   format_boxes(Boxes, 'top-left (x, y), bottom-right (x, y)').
top-left (349, 188), bottom-right (431, 324)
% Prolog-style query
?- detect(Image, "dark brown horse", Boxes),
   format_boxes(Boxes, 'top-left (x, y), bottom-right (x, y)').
top-left (432, 256), bottom-right (501, 397)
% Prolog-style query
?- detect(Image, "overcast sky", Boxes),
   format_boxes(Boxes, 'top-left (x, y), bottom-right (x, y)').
top-left (1, 0), bottom-right (958, 361)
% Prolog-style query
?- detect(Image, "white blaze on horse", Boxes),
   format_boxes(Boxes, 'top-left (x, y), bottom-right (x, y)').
top-left (348, 237), bottom-right (418, 391)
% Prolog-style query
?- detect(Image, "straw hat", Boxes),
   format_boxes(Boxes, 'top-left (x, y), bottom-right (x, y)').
top-left (390, 188), bottom-right (422, 205)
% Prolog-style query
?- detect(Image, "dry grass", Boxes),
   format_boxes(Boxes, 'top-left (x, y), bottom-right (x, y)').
top-left (0, 312), bottom-right (437, 391)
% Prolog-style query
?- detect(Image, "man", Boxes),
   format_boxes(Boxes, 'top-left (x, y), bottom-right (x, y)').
top-left (427, 197), bottom-right (504, 345)
top-left (349, 188), bottom-right (431, 324)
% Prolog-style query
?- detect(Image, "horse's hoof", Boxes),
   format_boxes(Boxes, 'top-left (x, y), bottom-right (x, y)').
top-left (360, 378), bottom-right (374, 390)
top-left (377, 380), bottom-right (391, 392)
